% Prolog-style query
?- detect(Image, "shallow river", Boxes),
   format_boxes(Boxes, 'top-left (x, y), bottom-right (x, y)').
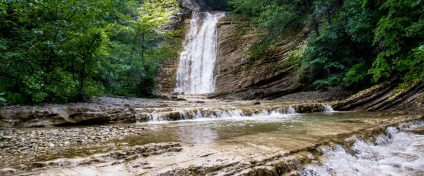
top-left (127, 112), bottom-right (418, 146)
top-left (3, 111), bottom-right (423, 175)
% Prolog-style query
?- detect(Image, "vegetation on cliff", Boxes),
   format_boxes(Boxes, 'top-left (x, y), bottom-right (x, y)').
top-left (229, 0), bottom-right (423, 90)
top-left (1, 0), bottom-right (421, 104)
top-left (0, 0), bottom-right (180, 104)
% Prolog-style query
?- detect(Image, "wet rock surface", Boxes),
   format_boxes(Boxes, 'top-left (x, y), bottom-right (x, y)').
top-left (333, 81), bottom-right (424, 111)
top-left (1, 113), bottom-right (420, 176)
top-left (0, 125), bottom-right (149, 172)
top-left (278, 87), bottom-right (354, 103)
top-left (1, 95), bottom-right (423, 175)
top-left (0, 96), bottom-right (332, 127)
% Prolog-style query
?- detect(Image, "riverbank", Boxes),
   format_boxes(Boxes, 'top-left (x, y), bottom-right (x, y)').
top-left (1, 87), bottom-right (423, 175)
top-left (0, 95), bottom-right (336, 128)
top-left (2, 81), bottom-right (422, 128)
top-left (1, 111), bottom-right (422, 175)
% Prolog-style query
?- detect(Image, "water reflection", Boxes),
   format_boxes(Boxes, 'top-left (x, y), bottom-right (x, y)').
top-left (133, 112), bottom-right (415, 149)
top-left (176, 125), bottom-right (218, 144)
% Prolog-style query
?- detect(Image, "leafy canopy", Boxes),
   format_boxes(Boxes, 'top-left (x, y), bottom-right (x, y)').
top-left (0, 0), bottom-right (180, 104)
top-left (229, 0), bottom-right (424, 90)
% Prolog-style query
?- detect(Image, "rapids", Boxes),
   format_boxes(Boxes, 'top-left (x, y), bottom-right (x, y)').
top-left (302, 122), bottom-right (424, 176)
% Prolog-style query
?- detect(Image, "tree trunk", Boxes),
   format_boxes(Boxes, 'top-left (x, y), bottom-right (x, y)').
top-left (141, 33), bottom-right (145, 60)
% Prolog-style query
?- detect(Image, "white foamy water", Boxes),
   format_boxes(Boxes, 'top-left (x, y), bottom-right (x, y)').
top-left (323, 104), bottom-right (335, 112)
top-left (146, 114), bottom-right (299, 124)
top-left (174, 11), bottom-right (225, 94)
top-left (145, 106), bottom-right (299, 124)
top-left (302, 123), bottom-right (424, 176)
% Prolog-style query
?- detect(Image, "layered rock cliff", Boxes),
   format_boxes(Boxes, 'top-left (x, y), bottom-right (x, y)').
top-left (156, 4), bottom-right (424, 110)
top-left (333, 80), bottom-right (424, 112)
top-left (211, 18), bottom-right (301, 100)
top-left (158, 15), bottom-right (304, 99)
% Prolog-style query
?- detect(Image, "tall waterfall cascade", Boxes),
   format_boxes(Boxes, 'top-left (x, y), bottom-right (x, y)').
top-left (174, 11), bottom-right (225, 94)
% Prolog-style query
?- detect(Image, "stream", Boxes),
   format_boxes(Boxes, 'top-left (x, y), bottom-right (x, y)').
top-left (1, 110), bottom-right (422, 175)
top-left (1, 6), bottom-right (423, 176)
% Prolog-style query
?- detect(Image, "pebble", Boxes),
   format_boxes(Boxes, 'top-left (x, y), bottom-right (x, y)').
top-left (0, 168), bottom-right (16, 173)
top-left (0, 124), bottom-right (144, 171)
top-left (2, 135), bottom-right (16, 139)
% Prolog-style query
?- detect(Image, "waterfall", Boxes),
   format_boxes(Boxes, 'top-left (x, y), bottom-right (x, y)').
top-left (323, 104), bottom-right (335, 112)
top-left (174, 11), bottom-right (225, 94)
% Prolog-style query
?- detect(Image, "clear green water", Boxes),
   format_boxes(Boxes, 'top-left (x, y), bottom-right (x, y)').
top-left (126, 112), bottom-right (389, 146)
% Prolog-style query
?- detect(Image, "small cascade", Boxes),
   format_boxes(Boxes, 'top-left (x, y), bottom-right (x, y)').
top-left (138, 106), bottom-right (298, 123)
top-left (301, 122), bottom-right (424, 175)
top-left (323, 104), bottom-right (335, 112)
top-left (287, 107), bottom-right (297, 114)
top-left (174, 11), bottom-right (226, 94)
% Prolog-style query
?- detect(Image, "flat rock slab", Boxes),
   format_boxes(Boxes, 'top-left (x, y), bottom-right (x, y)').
top-left (4, 113), bottom-right (422, 176)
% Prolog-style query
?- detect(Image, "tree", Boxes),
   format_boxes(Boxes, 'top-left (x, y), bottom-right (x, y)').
top-left (229, 0), bottom-right (423, 90)
top-left (0, 0), bottom-right (181, 104)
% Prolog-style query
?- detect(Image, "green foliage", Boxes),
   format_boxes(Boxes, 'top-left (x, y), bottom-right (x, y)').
top-left (230, 0), bottom-right (312, 58)
top-left (230, 0), bottom-right (423, 90)
top-left (303, 22), bottom-right (358, 89)
top-left (367, 0), bottom-right (424, 83)
top-left (0, 93), bottom-right (6, 102)
top-left (397, 45), bottom-right (424, 83)
top-left (0, 0), bottom-right (180, 104)
top-left (344, 62), bottom-right (369, 85)
top-left (280, 44), bottom-right (306, 71)
top-left (229, 0), bottom-right (269, 17)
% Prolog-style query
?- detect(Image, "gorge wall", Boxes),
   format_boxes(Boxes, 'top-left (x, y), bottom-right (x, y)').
top-left (157, 14), bottom-right (302, 99)
top-left (210, 18), bottom-right (301, 100)
top-left (156, 1), bottom-right (424, 110)
top-left (157, 0), bottom-right (231, 94)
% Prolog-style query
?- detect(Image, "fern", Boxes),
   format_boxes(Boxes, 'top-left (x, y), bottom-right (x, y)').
top-left (0, 93), bottom-right (6, 102)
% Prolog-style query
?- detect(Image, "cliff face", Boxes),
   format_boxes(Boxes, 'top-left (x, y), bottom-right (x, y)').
top-left (156, 56), bottom-right (180, 94)
top-left (156, 7), bottom-right (190, 94)
top-left (157, 0), bottom-right (302, 97)
top-left (332, 80), bottom-right (424, 112)
top-left (211, 18), bottom-right (301, 100)
top-left (157, 15), bottom-right (303, 98)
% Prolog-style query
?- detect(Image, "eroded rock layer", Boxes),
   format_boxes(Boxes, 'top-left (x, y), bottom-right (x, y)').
top-left (2, 112), bottom-right (422, 176)
top-left (210, 18), bottom-right (301, 100)
top-left (0, 97), bottom-right (329, 128)
top-left (333, 80), bottom-right (424, 112)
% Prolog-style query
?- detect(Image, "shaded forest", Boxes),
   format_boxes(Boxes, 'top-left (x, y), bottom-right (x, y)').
top-left (0, 0), bottom-right (180, 104)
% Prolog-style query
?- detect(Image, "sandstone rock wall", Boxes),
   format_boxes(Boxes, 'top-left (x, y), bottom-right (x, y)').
top-left (333, 80), bottom-right (424, 112)
top-left (156, 51), bottom-right (180, 93)
top-left (158, 15), bottom-right (303, 98)
top-left (156, 8), bottom-right (191, 94)
top-left (211, 18), bottom-right (301, 100)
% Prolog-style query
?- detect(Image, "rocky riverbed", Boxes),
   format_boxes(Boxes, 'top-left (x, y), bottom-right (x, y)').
top-left (1, 94), bottom-right (423, 175)
top-left (0, 96), bottom-right (331, 128)
top-left (0, 124), bottom-right (151, 173)
top-left (0, 109), bottom-right (422, 175)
